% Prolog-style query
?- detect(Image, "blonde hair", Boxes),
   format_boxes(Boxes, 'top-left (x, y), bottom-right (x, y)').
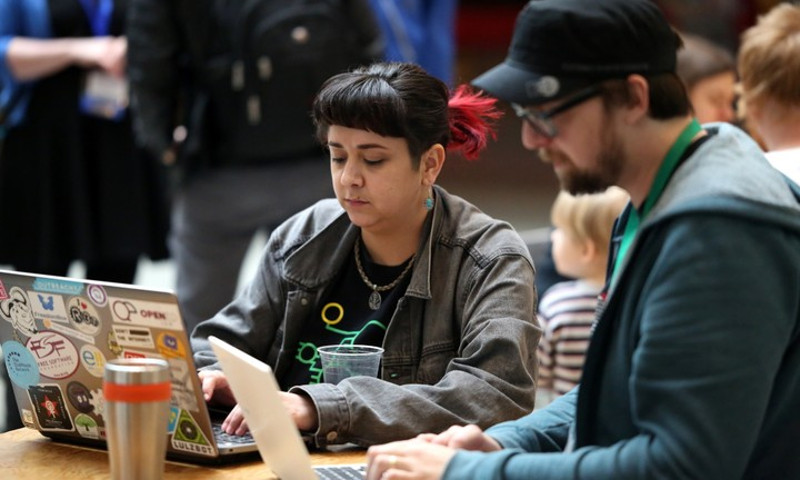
top-left (738, 3), bottom-right (800, 110)
top-left (550, 186), bottom-right (629, 255)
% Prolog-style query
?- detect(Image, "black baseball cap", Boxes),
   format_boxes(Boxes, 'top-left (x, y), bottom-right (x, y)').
top-left (472, 0), bottom-right (682, 105)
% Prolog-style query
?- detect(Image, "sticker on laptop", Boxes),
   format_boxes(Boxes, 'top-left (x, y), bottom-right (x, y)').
top-left (109, 297), bottom-right (183, 330)
top-left (74, 413), bottom-right (101, 439)
top-left (26, 331), bottom-right (80, 380)
top-left (171, 409), bottom-right (215, 456)
top-left (79, 344), bottom-right (107, 377)
top-left (28, 291), bottom-right (69, 324)
top-left (66, 381), bottom-right (95, 414)
top-left (112, 325), bottom-right (155, 349)
top-left (156, 332), bottom-right (187, 359)
top-left (42, 319), bottom-right (95, 345)
top-left (86, 284), bottom-right (108, 308)
top-left (2, 340), bottom-right (40, 388)
top-left (168, 358), bottom-right (199, 412)
top-left (67, 297), bottom-right (101, 336)
top-left (28, 384), bottom-right (74, 431)
top-left (0, 286), bottom-right (39, 339)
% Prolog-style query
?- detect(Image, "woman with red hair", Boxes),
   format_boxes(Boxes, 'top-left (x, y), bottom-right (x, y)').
top-left (191, 62), bottom-right (541, 448)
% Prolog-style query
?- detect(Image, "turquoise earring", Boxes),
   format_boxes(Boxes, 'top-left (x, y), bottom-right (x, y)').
top-left (424, 195), bottom-right (434, 210)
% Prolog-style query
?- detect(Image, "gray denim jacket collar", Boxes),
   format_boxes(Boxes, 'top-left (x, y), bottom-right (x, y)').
top-left (280, 185), bottom-right (448, 300)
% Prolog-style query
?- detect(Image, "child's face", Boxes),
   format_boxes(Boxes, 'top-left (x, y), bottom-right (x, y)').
top-left (550, 226), bottom-right (588, 279)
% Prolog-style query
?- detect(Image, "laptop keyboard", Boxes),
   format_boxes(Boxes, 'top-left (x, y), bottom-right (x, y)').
top-left (314, 465), bottom-right (366, 480)
top-left (211, 423), bottom-right (255, 446)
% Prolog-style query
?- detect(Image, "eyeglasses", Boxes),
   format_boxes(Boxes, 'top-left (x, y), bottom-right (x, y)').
top-left (511, 85), bottom-right (602, 139)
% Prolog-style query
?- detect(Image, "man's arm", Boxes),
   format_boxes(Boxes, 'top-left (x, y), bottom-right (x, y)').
top-left (447, 214), bottom-right (800, 479)
top-left (126, 0), bottom-right (182, 161)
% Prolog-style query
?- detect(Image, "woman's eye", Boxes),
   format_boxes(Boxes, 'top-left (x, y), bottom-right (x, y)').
top-left (330, 156), bottom-right (345, 164)
top-left (364, 158), bottom-right (383, 165)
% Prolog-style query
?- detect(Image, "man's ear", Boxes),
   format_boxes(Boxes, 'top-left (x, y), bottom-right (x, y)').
top-left (625, 74), bottom-right (651, 124)
top-left (421, 144), bottom-right (445, 186)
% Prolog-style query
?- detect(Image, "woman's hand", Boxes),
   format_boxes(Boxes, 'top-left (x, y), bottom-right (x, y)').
top-left (279, 391), bottom-right (319, 432)
top-left (198, 369), bottom-right (236, 406)
top-left (221, 404), bottom-right (249, 436)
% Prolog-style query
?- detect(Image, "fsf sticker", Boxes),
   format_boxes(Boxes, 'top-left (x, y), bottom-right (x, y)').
top-left (25, 331), bottom-right (80, 379)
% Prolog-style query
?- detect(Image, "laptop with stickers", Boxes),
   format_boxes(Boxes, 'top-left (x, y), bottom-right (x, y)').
top-left (0, 269), bottom-right (259, 463)
top-left (209, 335), bottom-right (367, 480)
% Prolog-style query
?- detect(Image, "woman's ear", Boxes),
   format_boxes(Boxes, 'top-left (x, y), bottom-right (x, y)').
top-left (421, 144), bottom-right (445, 186)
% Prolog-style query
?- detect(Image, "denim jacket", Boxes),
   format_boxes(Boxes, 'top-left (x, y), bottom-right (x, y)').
top-left (192, 185), bottom-right (540, 447)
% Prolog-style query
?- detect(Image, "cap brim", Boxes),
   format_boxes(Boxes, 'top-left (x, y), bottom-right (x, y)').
top-left (471, 60), bottom-right (595, 106)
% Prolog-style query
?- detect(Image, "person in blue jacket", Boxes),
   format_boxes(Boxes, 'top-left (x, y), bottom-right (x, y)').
top-left (363, 1), bottom-right (800, 479)
top-left (367, 0), bottom-right (457, 85)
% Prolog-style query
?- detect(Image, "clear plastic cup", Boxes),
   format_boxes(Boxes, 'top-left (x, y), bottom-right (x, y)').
top-left (317, 345), bottom-right (384, 384)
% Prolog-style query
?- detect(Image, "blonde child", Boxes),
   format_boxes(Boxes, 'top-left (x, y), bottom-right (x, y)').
top-left (536, 186), bottom-right (629, 407)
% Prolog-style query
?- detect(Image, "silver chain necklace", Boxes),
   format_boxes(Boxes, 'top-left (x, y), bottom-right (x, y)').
top-left (354, 239), bottom-right (415, 310)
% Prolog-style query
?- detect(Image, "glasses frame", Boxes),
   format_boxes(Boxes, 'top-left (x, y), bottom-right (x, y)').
top-left (512, 85), bottom-right (602, 139)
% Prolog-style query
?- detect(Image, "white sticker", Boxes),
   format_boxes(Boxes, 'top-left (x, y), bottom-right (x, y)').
top-left (26, 331), bottom-right (80, 379)
top-left (67, 297), bottom-right (101, 336)
top-left (28, 291), bottom-right (69, 324)
top-left (112, 325), bottom-right (155, 349)
top-left (109, 297), bottom-right (183, 330)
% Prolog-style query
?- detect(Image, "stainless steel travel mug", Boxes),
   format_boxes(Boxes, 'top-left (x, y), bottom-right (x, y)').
top-left (103, 358), bottom-right (171, 480)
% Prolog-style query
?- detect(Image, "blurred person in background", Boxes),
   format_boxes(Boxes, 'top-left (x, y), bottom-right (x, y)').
top-left (676, 31), bottom-right (738, 124)
top-left (738, 2), bottom-right (800, 184)
top-left (0, 0), bottom-right (169, 431)
top-left (126, 0), bottom-right (384, 334)
top-left (536, 186), bottom-right (628, 409)
top-left (368, 0), bottom-right (458, 85)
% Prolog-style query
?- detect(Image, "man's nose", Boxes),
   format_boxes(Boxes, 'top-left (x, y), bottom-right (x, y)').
top-left (521, 121), bottom-right (553, 150)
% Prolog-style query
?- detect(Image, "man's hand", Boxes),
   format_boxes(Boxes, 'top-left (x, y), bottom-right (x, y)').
top-left (417, 424), bottom-right (502, 452)
top-left (366, 438), bottom-right (457, 480)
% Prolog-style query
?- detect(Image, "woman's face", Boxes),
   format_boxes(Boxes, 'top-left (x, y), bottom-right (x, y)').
top-left (327, 125), bottom-right (431, 236)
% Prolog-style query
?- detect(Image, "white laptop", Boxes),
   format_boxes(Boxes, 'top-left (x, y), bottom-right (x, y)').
top-left (209, 335), bottom-right (367, 480)
top-left (0, 269), bottom-right (258, 463)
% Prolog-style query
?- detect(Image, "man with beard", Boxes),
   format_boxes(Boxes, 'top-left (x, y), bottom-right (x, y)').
top-left (362, 1), bottom-right (800, 479)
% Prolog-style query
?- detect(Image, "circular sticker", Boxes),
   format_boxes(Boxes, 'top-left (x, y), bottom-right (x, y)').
top-left (25, 331), bottom-right (80, 379)
top-left (86, 285), bottom-right (108, 308)
top-left (74, 413), bottom-right (100, 439)
top-left (79, 344), bottom-right (107, 378)
top-left (2, 340), bottom-right (40, 388)
top-left (67, 297), bottom-right (101, 335)
top-left (67, 381), bottom-right (94, 413)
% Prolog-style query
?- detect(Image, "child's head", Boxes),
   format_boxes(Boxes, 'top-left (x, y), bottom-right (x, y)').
top-left (676, 31), bottom-right (737, 124)
top-left (550, 186), bottom-right (629, 283)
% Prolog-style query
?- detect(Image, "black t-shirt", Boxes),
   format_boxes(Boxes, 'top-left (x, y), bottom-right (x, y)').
top-left (281, 246), bottom-right (413, 387)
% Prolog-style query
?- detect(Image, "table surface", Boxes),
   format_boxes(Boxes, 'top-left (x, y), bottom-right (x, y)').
top-left (0, 428), bottom-right (366, 479)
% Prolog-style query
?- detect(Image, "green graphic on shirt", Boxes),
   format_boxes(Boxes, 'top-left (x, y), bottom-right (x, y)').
top-left (294, 302), bottom-right (386, 384)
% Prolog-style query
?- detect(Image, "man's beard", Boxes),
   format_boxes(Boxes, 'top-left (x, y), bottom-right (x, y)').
top-left (541, 123), bottom-right (624, 195)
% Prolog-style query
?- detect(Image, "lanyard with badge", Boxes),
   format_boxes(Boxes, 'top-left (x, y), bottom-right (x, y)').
top-left (610, 119), bottom-right (702, 286)
top-left (78, 0), bottom-right (128, 121)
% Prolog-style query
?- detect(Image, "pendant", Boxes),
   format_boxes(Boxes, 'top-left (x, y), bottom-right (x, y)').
top-left (368, 290), bottom-right (382, 310)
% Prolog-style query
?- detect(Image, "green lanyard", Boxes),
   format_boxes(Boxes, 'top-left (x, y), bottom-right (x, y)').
top-left (610, 119), bottom-right (702, 285)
